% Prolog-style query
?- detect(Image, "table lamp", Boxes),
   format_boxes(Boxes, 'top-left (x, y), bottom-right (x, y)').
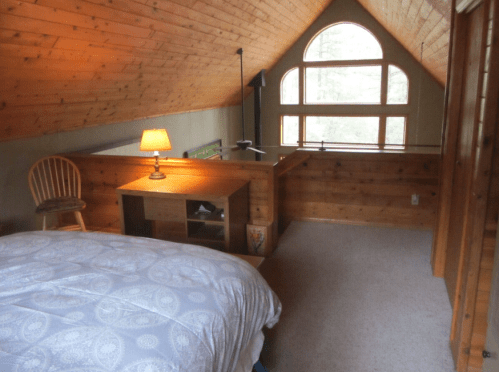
top-left (140, 129), bottom-right (172, 179)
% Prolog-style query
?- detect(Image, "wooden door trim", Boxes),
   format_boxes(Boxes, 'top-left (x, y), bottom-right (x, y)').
top-left (449, 2), bottom-right (488, 366)
top-left (452, 0), bottom-right (499, 369)
top-left (432, 7), bottom-right (467, 278)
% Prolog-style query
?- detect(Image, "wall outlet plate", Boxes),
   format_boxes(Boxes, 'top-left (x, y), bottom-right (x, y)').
top-left (411, 194), bottom-right (420, 205)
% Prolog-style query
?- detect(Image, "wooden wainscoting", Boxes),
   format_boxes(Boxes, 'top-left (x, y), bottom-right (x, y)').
top-left (64, 154), bottom-right (278, 248)
top-left (278, 150), bottom-right (440, 230)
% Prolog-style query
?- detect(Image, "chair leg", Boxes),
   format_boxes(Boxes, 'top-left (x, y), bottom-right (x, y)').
top-left (42, 215), bottom-right (47, 231)
top-left (74, 211), bottom-right (86, 232)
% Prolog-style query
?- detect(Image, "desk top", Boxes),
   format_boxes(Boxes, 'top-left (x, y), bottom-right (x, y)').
top-left (116, 175), bottom-right (249, 199)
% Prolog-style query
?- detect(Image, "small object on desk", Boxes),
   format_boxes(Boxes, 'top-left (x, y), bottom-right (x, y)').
top-left (200, 202), bottom-right (216, 213)
top-left (196, 204), bottom-right (213, 215)
top-left (195, 210), bottom-right (211, 219)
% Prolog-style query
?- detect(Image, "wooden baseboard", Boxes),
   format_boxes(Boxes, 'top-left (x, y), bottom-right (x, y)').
top-left (285, 216), bottom-right (434, 231)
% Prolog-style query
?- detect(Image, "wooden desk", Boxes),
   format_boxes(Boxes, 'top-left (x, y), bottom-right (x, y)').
top-left (116, 175), bottom-right (249, 254)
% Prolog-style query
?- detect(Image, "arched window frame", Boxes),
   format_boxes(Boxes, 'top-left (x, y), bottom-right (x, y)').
top-left (280, 22), bottom-right (410, 149)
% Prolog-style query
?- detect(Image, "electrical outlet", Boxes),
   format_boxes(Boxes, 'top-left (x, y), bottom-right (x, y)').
top-left (411, 194), bottom-right (420, 205)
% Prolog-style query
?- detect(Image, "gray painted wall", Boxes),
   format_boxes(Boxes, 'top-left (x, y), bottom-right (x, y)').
top-left (240, 0), bottom-right (445, 162)
top-left (0, 107), bottom-right (241, 233)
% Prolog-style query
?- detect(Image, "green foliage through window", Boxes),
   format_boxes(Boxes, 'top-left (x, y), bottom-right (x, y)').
top-left (304, 23), bottom-right (383, 61)
top-left (306, 117), bottom-right (379, 144)
top-left (280, 22), bottom-right (410, 149)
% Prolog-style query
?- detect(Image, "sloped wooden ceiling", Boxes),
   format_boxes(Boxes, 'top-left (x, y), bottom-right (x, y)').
top-left (357, 0), bottom-right (451, 87)
top-left (0, 0), bottom-right (451, 142)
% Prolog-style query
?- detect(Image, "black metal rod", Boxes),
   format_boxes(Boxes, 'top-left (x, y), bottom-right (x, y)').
top-left (254, 86), bottom-right (262, 161)
top-left (237, 48), bottom-right (245, 140)
top-left (249, 69), bottom-right (266, 161)
top-left (301, 141), bottom-right (440, 147)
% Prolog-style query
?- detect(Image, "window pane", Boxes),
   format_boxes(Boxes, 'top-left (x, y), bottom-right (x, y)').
top-left (306, 66), bottom-right (382, 104)
top-left (386, 117), bottom-right (406, 144)
top-left (282, 116), bottom-right (299, 146)
top-left (387, 65), bottom-right (409, 104)
top-left (305, 23), bottom-right (383, 61)
top-left (305, 116), bottom-right (379, 145)
top-left (281, 68), bottom-right (299, 104)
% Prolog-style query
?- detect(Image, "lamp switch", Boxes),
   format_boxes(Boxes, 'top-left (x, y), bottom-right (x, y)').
top-left (411, 194), bottom-right (420, 205)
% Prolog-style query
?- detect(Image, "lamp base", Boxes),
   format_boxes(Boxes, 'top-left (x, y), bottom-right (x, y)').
top-left (149, 171), bottom-right (166, 179)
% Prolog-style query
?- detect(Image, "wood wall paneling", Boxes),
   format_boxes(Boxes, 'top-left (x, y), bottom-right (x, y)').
top-left (279, 151), bottom-right (439, 230)
top-left (432, 0), bottom-right (499, 370)
top-left (432, 0), bottom-right (461, 279)
top-left (444, 3), bottom-right (486, 318)
top-left (462, 0), bottom-right (499, 368)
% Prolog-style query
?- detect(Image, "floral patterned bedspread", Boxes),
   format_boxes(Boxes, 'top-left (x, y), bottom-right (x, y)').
top-left (0, 231), bottom-right (281, 372)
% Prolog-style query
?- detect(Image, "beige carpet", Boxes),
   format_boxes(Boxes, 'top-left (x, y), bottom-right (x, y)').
top-left (257, 221), bottom-right (455, 372)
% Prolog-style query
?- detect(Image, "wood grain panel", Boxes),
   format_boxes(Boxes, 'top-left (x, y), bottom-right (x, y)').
top-left (0, 0), bottom-right (451, 142)
top-left (444, 3), bottom-right (485, 316)
top-left (432, 6), bottom-right (465, 279)
top-left (357, 0), bottom-right (451, 86)
top-left (432, 1), bottom-right (499, 370)
top-left (466, 1), bottom-right (499, 367)
top-left (0, 0), bottom-right (334, 141)
top-left (279, 150), bottom-right (439, 230)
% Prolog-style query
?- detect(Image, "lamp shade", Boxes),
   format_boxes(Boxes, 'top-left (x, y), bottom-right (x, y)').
top-left (140, 129), bottom-right (172, 152)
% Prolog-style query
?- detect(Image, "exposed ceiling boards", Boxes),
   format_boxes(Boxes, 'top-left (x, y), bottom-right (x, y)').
top-left (357, 0), bottom-right (451, 86)
top-left (0, 0), bottom-right (450, 142)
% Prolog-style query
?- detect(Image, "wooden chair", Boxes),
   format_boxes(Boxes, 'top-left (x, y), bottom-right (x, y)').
top-left (28, 155), bottom-right (86, 231)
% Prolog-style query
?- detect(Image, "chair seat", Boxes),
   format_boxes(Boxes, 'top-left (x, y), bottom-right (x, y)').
top-left (36, 197), bottom-right (86, 214)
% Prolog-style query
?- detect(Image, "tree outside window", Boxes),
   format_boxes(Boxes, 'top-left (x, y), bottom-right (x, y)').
top-left (280, 22), bottom-right (409, 149)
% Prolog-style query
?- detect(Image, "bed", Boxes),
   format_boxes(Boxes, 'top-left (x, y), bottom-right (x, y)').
top-left (0, 231), bottom-right (281, 372)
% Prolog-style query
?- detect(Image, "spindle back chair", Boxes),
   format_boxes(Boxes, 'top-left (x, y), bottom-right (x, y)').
top-left (28, 156), bottom-right (86, 231)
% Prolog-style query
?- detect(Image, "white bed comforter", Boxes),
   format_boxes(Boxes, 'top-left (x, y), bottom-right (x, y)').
top-left (0, 231), bottom-right (281, 372)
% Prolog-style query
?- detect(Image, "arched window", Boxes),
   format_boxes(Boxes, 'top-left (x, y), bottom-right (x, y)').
top-left (304, 23), bottom-right (382, 61)
top-left (280, 22), bottom-right (409, 148)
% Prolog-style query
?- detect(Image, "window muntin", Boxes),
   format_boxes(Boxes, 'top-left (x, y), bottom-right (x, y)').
top-left (305, 116), bottom-right (379, 145)
top-left (281, 116), bottom-right (300, 146)
top-left (305, 66), bottom-right (382, 104)
top-left (281, 68), bottom-right (299, 104)
top-left (304, 23), bottom-right (383, 61)
top-left (280, 22), bottom-right (410, 148)
top-left (387, 65), bottom-right (409, 104)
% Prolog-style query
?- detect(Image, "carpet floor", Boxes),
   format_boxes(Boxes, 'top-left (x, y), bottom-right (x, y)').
top-left (257, 221), bottom-right (455, 372)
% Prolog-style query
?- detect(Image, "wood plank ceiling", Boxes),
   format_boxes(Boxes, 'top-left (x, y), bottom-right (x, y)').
top-left (0, 0), bottom-right (451, 142)
top-left (357, 0), bottom-right (452, 87)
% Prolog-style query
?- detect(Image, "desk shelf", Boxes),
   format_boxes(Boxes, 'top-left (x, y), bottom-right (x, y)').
top-left (188, 222), bottom-right (224, 241)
